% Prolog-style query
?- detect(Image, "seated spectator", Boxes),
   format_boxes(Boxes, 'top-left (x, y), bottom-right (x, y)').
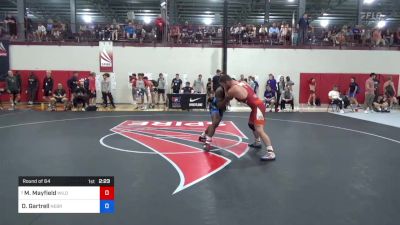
top-left (195, 27), bottom-right (204, 43)
top-left (264, 85), bottom-right (276, 112)
top-left (50, 83), bottom-right (68, 111)
top-left (353, 25), bottom-right (361, 44)
top-left (280, 87), bottom-right (294, 111)
top-left (394, 28), bottom-right (400, 45)
top-left (170, 25), bottom-right (181, 44)
top-left (328, 85), bottom-right (344, 113)
top-left (383, 76), bottom-right (398, 107)
top-left (125, 22), bottom-right (136, 40)
top-left (280, 23), bottom-right (291, 44)
top-left (181, 82), bottom-right (194, 94)
top-left (73, 80), bottom-right (87, 110)
top-left (347, 77), bottom-right (360, 107)
top-left (373, 95), bottom-right (389, 112)
top-left (269, 23), bottom-right (280, 41)
top-left (259, 24), bottom-right (268, 43)
top-left (372, 29), bottom-right (385, 46)
top-left (36, 23), bottom-right (47, 41)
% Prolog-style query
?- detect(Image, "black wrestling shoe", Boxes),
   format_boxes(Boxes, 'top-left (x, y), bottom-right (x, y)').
top-left (248, 142), bottom-right (262, 149)
top-left (198, 136), bottom-right (206, 143)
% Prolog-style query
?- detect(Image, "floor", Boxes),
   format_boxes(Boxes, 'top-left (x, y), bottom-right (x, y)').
top-left (333, 110), bottom-right (400, 128)
top-left (1, 111), bottom-right (400, 225)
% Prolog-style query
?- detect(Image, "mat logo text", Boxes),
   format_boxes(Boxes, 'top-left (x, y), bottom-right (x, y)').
top-left (109, 120), bottom-right (249, 194)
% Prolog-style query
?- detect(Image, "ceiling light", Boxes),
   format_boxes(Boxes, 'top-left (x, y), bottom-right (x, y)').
top-left (320, 20), bottom-right (329, 28)
top-left (203, 18), bottom-right (213, 25)
top-left (83, 15), bottom-right (92, 23)
top-left (377, 20), bottom-right (386, 28)
top-left (143, 17), bottom-right (151, 24)
top-left (364, 0), bottom-right (375, 4)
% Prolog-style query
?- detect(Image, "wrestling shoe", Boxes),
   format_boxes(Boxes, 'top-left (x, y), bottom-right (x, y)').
top-left (203, 143), bottom-right (212, 151)
top-left (260, 151), bottom-right (276, 161)
top-left (198, 136), bottom-right (206, 143)
top-left (248, 142), bottom-right (262, 149)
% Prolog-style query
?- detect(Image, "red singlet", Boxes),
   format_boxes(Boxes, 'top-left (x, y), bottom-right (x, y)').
top-left (235, 82), bottom-right (266, 125)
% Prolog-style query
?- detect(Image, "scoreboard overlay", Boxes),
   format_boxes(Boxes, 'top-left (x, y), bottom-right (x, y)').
top-left (18, 176), bottom-right (114, 213)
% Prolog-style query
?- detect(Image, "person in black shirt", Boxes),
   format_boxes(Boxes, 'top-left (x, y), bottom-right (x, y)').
top-left (73, 81), bottom-right (87, 111)
top-left (50, 83), bottom-right (68, 111)
top-left (347, 77), bottom-right (360, 107)
top-left (26, 72), bottom-right (39, 105)
top-left (211, 69), bottom-right (222, 92)
top-left (67, 72), bottom-right (79, 101)
top-left (5, 15), bottom-right (17, 40)
top-left (171, 74), bottom-right (182, 94)
top-left (206, 78), bottom-right (212, 100)
top-left (181, 82), bottom-right (194, 94)
top-left (42, 71), bottom-right (54, 107)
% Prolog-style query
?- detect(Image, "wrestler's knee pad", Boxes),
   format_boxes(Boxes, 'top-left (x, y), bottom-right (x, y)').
top-left (248, 123), bottom-right (255, 131)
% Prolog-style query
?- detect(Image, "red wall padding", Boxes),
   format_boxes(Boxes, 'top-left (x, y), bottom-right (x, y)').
top-left (300, 73), bottom-right (399, 104)
top-left (0, 70), bottom-right (90, 102)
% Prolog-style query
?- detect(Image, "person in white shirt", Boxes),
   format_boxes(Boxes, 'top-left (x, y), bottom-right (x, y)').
top-left (193, 74), bottom-right (205, 94)
top-left (328, 85), bottom-right (344, 113)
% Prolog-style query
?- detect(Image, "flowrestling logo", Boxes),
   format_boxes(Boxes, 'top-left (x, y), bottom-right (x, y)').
top-left (99, 41), bottom-right (113, 72)
top-left (101, 121), bottom-right (249, 194)
top-left (0, 42), bottom-right (7, 57)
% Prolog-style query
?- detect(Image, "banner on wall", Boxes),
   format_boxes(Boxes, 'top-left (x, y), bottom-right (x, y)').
top-left (0, 41), bottom-right (10, 80)
top-left (99, 41), bottom-right (113, 72)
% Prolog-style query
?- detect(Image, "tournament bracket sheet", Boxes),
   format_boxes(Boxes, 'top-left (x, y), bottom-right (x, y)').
top-left (18, 176), bottom-right (114, 213)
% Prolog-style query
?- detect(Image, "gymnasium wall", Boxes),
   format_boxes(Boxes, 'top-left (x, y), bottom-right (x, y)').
top-left (9, 45), bottom-right (400, 104)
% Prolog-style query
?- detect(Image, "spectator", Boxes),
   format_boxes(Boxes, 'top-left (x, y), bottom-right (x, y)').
top-left (348, 77), bottom-right (360, 107)
top-left (373, 73), bottom-right (380, 95)
top-left (5, 71), bottom-right (20, 110)
top-left (26, 72), bottom-right (39, 105)
top-left (50, 83), bottom-right (68, 111)
top-left (307, 78), bottom-right (317, 106)
top-left (4, 15), bottom-right (17, 40)
top-left (239, 74), bottom-right (245, 82)
top-left (277, 76), bottom-right (285, 105)
top-left (15, 71), bottom-right (22, 96)
top-left (394, 28), bottom-right (400, 45)
top-left (36, 23), bottom-right (47, 41)
top-left (181, 82), bottom-right (194, 94)
top-left (135, 73), bottom-right (148, 109)
top-left (280, 23), bottom-right (291, 45)
top-left (206, 78), bottom-right (212, 99)
top-left (171, 74), bottom-right (183, 94)
top-left (193, 74), bottom-right (205, 94)
top-left (155, 15), bottom-right (166, 42)
top-left (212, 69), bottom-right (222, 92)
top-left (372, 29), bottom-right (385, 46)
top-left (364, 73), bottom-right (376, 113)
top-left (73, 80), bottom-right (87, 110)
top-left (86, 72), bottom-right (97, 106)
top-left (249, 76), bottom-right (259, 94)
top-left (373, 95), bottom-right (389, 112)
top-left (286, 76), bottom-right (294, 91)
top-left (101, 73), bottom-right (115, 108)
top-left (280, 86), bottom-right (294, 111)
top-left (269, 23), bottom-right (280, 42)
top-left (130, 73), bottom-right (137, 104)
top-left (42, 70), bottom-right (54, 108)
top-left (125, 22), bottom-right (136, 40)
top-left (157, 73), bottom-right (166, 104)
top-left (67, 72), bottom-right (79, 101)
top-left (267, 74), bottom-right (277, 92)
top-left (328, 85), bottom-right (345, 113)
top-left (24, 16), bottom-right (34, 41)
top-left (144, 76), bottom-right (156, 108)
top-left (383, 76), bottom-right (397, 107)
top-left (259, 24), bottom-right (268, 43)
top-left (170, 25), bottom-right (181, 44)
top-left (298, 13), bottom-right (309, 45)
top-left (264, 85), bottom-right (276, 112)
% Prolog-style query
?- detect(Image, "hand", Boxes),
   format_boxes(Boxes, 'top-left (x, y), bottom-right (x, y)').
top-left (42, 89), bottom-right (44, 93)
top-left (25, 90), bottom-right (28, 94)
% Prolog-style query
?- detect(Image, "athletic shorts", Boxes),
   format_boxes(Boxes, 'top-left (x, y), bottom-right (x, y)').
top-left (9, 90), bottom-right (19, 95)
top-left (88, 91), bottom-right (96, 98)
top-left (210, 108), bottom-right (224, 117)
top-left (158, 89), bottom-right (165, 94)
top-left (349, 92), bottom-right (357, 98)
top-left (249, 103), bottom-right (266, 125)
top-left (44, 90), bottom-right (52, 97)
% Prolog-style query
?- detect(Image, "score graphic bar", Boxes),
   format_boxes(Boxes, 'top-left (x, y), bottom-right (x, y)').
top-left (18, 176), bottom-right (114, 214)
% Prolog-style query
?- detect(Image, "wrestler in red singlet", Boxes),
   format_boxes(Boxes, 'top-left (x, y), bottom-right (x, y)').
top-left (235, 82), bottom-right (266, 126)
